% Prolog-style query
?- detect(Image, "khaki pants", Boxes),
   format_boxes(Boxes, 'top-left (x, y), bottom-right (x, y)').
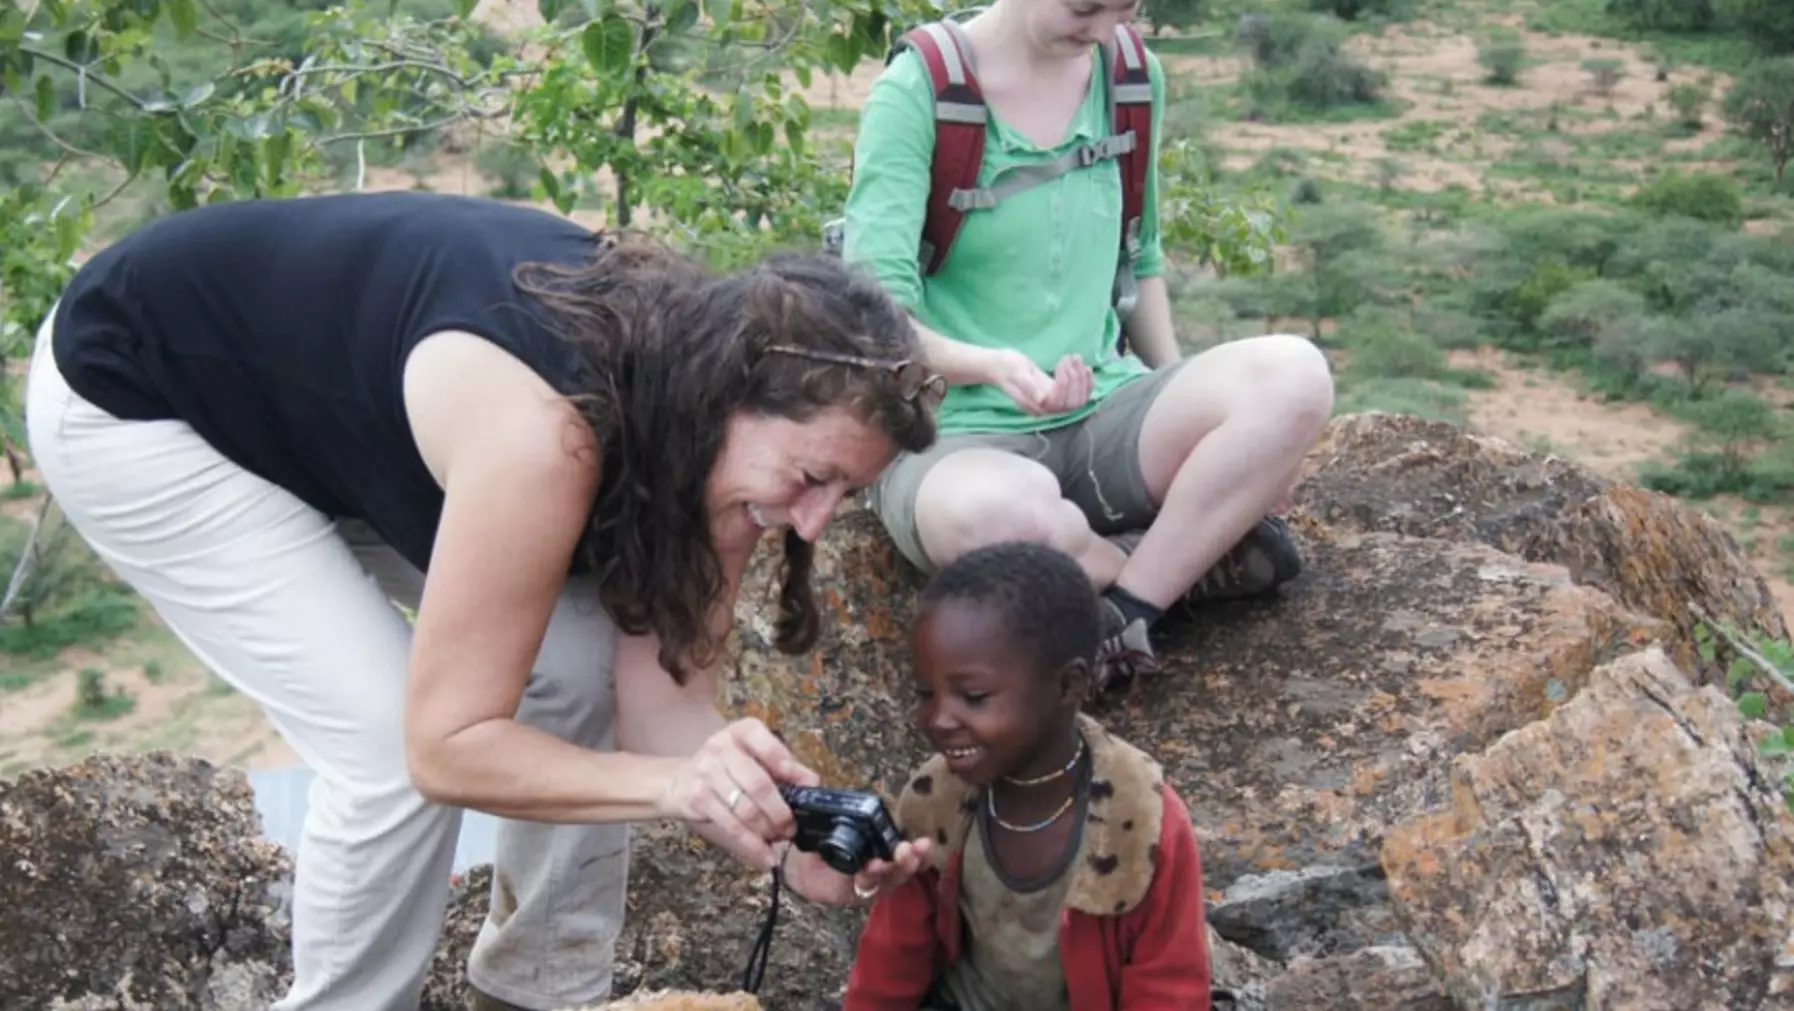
top-left (26, 314), bottom-right (628, 1011)
top-left (867, 360), bottom-right (1191, 571)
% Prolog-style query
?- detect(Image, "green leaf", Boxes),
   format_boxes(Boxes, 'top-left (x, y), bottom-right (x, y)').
top-left (825, 31), bottom-right (858, 75)
top-left (180, 80), bottom-right (215, 109)
top-left (581, 14), bottom-right (636, 77)
top-left (1728, 657), bottom-right (1755, 689)
top-left (703, 0), bottom-right (731, 29)
top-left (1740, 692), bottom-right (1769, 720)
top-left (665, 0), bottom-right (700, 34)
top-left (538, 0), bottom-right (570, 21)
top-left (733, 86), bottom-right (754, 132)
top-left (166, 0), bottom-right (197, 38)
top-left (1761, 731), bottom-right (1794, 757)
top-left (53, 206), bottom-right (87, 261)
top-left (34, 73), bottom-right (55, 122)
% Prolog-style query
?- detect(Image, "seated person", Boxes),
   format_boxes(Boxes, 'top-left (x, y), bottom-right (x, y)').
top-left (841, 0), bottom-right (1336, 692)
top-left (842, 541), bottom-right (1213, 1011)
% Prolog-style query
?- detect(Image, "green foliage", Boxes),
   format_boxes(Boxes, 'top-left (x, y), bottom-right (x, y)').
top-left (1305, 0), bottom-right (1413, 22)
top-left (1338, 307), bottom-right (1446, 381)
top-left (1478, 27), bottom-right (1527, 86)
top-left (1141, 0), bottom-right (1207, 36)
top-left (1717, 0), bottom-right (1794, 53)
top-left (0, 510), bottom-right (139, 660)
top-left (1335, 376), bottom-right (1469, 424)
top-left (1722, 56), bottom-right (1794, 184)
top-left (1628, 171), bottom-right (1745, 227)
top-left (1507, 257), bottom-right (1597, 337)
top-left (1642, 391), bottom-right (1794, 499)
top-left (1584, 56), bottom-right (1628, 97)
top-left (1538, 278), bottom-right (1649, 351)
top-left (1667, 80), bottom-right (1712, 128)
top-left (1157, 138), bottom-right (1290, 279)
top-left (1235, 11), bottom-right (1386, 118)
top-left (1604, 0), bottom-right (1719, 32)
top-left (76, 666), bottom-right (136, 721)
top-left (1693, 620), bottom-right (1794, 812)
top-left (512, 0), bottom-right (940, 266)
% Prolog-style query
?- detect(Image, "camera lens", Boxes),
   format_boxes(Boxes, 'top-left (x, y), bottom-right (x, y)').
top-left (819, 822), bottom-right (869, 876)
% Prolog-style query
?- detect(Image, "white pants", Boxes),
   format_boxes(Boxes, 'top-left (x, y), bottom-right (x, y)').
top-left (25, 313), bottom-right (629, 1011)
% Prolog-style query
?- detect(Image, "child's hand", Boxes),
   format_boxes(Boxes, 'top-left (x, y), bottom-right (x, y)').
top-left (782, 836), bottom-right (936, 907)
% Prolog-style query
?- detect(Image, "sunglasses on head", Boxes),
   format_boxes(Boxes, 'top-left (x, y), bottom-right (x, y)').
top-left (765, 345), bottom-right (949, 412)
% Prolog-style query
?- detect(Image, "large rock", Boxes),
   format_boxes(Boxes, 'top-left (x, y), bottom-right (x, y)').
top-left (1263, 946), bottom-right (1452, 1011)
top-left (1295, 412), bottom-right (1790, 675)
top-left (1381, 648), bottom-right (1794, 1009)
top-left (8, 412), bottom-right (1792, 1010)
top-left (559, 990), bottom-right (762, 1010)
top-left (0, 753), bottom-right (293, 1010)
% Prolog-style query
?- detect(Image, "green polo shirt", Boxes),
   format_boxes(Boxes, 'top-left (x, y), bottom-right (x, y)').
top-left (840, 40), bottom-right (1168, 436)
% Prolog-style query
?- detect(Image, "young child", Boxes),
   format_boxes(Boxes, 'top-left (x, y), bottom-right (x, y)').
top-left (843, 541), bottom-right (1213, 1011)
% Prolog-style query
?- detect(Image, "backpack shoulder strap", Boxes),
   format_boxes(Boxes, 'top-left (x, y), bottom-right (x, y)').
top-left (894, 19), bottom-right (988, 276)
top-left (1108, 21), bottom-right (1153, 270)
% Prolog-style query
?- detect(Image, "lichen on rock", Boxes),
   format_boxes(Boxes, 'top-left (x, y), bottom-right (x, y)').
top-left (0, 752), bottom-right (294, 1010)
top-left (1381, 648), bottom-right (1794, 1010)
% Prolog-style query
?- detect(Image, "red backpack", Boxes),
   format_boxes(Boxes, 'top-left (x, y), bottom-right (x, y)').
top-left (852, 17), bottom-right (1155, 351)
top-left (896, 19), bottom-right (1152, 281)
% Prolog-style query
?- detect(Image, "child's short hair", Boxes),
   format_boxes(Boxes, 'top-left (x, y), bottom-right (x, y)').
top-left (917, 541), bottom-right (1102, 677)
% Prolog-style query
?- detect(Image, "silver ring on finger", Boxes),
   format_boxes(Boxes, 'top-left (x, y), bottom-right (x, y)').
top-left (726, 787), bottom-right (743, 812)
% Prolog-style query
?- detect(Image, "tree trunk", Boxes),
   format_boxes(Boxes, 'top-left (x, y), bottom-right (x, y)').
top-left (610, 20), bottom-right (660, 229)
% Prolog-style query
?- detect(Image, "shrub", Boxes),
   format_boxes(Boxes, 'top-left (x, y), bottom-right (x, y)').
top-left (1628, 171), bottom-right (1745, 228)
top-left (1538, 279), bottom-right (1649, 350)
top-left (1584, 58), bottom-right (1627, 99)
top-left (1479, 29), bottom-right (1527, 87)
top-left (1340, 310), bottom-right (1447, 380)
top-left (1308, 0), bottom-right (1413, 20)
top-left (1604, 0), bottom-right (1719, 31)
top-left (1237, 13), bottom-right (1386, 113)
top-left (1667, 81), bottom-right (1710, 129)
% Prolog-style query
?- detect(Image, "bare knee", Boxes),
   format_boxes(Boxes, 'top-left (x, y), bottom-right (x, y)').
top-left (914, 454), bottom-right (1089, 566)
top-left (1254, 334), bottom-right (1335, 438)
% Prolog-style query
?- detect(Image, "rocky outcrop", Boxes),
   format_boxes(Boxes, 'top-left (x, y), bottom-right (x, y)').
top-left (0, 753), bottom-right (293, 1011)
top-left (3, 412), bottom-right (1791, 1010)
top-left (562, 991), bottom-right (762, 1010)
top-left (1381, 648), bottom-right (1794, 1010)
top-left (1294, 413), bottom-right (1790, 677)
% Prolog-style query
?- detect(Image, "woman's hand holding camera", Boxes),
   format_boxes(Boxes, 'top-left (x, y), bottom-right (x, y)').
top-left (781, 837), bottom-right (935, 908)
top-left (657, 717), bottom-right (816, 871)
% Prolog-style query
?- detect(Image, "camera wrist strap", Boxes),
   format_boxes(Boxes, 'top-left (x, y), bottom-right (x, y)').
top-left (741, 860), bottom-right (783, 995)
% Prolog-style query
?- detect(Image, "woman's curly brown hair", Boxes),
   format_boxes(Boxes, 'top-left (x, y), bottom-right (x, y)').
top-left (516, 236), bottom-right (936, 683)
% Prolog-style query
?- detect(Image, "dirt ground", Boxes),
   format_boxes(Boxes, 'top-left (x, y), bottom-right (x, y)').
top-left (1, 7), bottom-right (1786, 777)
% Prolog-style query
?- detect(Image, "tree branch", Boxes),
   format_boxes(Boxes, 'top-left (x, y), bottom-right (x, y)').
top-left (319, 109), bottom-right (492, 144)
top-left (0, 496), bottom-right (54, 626)
top-left (17, 46), bottom-right (151, 111)
top-left (6, 96), bottom-right (107, 159)
top-left (282, 58), bottom-right (474, 91)
top-left (1691, 602), bottom-right (1794, 701)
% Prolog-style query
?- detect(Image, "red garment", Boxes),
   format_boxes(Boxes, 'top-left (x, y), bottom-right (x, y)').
top-left (843, 780), bottom-right (1213, 1011)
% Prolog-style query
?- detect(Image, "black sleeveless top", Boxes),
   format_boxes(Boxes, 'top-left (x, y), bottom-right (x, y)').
top-left (51, 191), bottom-right (604, 572)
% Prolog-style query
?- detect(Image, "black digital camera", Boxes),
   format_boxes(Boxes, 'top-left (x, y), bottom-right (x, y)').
top-left (779, 783), bottom-right (904, 876)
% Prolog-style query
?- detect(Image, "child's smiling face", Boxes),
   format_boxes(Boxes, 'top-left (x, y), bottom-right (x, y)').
top-left (910, 600), bottom-right (1084, 787)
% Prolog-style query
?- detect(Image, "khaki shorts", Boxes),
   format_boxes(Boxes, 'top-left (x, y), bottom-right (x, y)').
top-left (867, 360), bottom-right (1190, 571)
